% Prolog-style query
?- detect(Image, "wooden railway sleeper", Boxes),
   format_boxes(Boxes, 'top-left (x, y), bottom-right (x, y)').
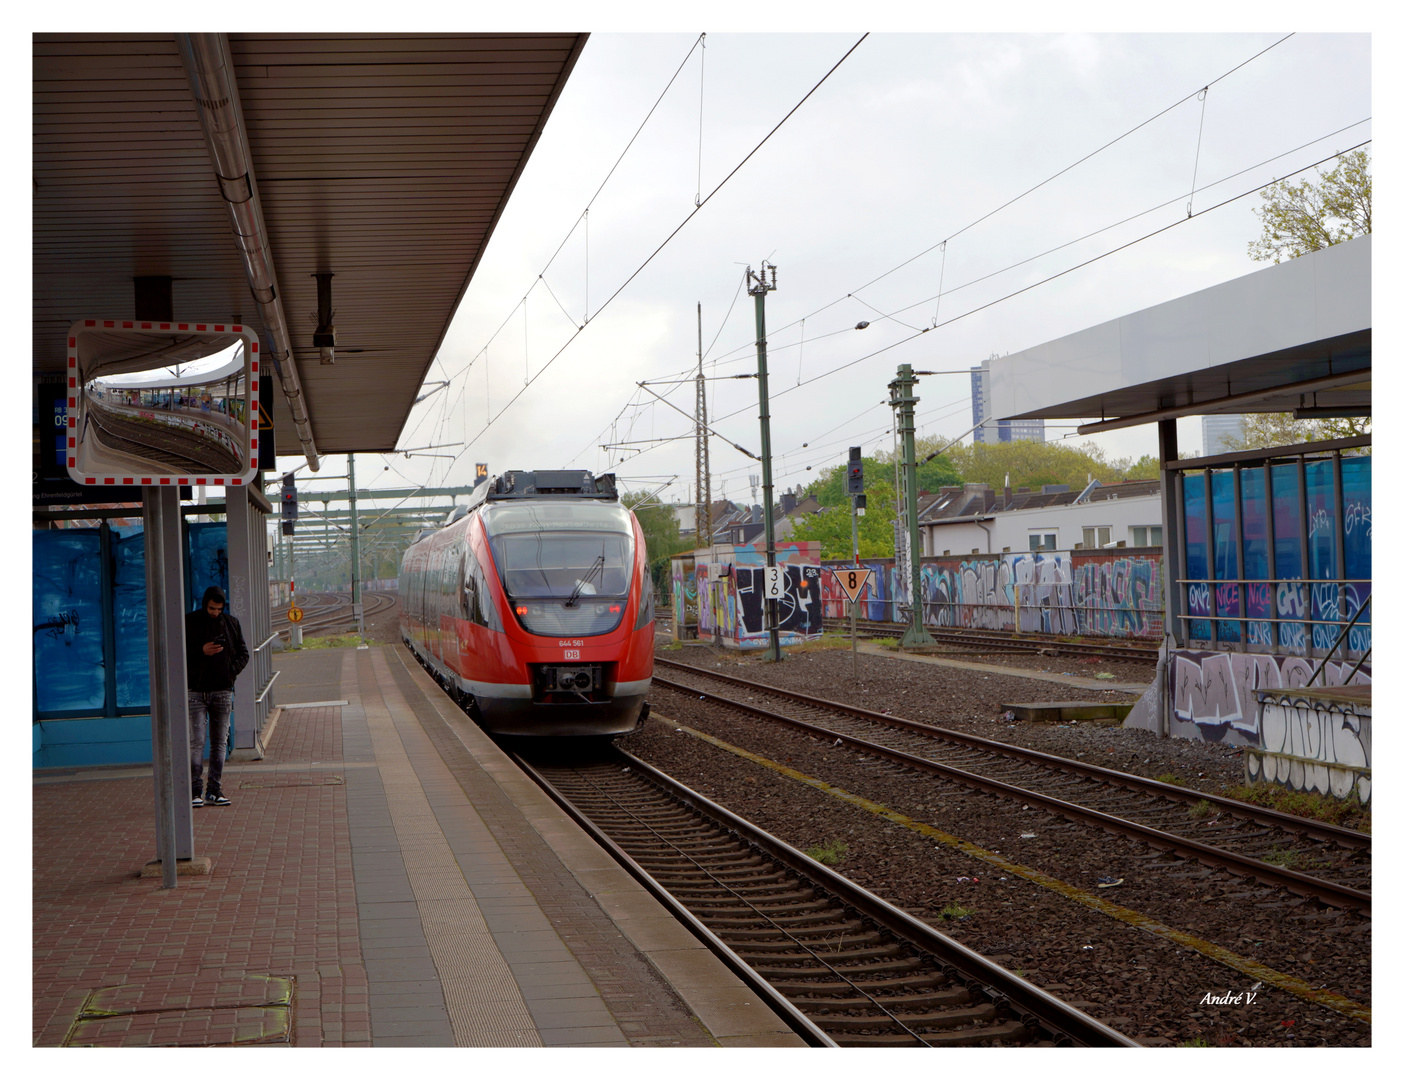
top-left (732, 942), bottom-right (911, 964)
top-left (796, 987), bottom-right (972, 1011)
top-left (816, 1003), bottom-right (998, 1032)
top-left (838, 1020), bottom-right (1031, 1046)
top-left (719, 919), bottom-right (867, 940)
top-left (747, 956), bottom-right (927, 978)
top-left (688, 897), bottom-right (835, 917)
top-left (723, 929), bottom-right (884, 952)
top-left (768, 971), bottom-right (950, 995)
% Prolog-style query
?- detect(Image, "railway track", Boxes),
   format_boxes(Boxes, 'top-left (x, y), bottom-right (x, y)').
top-left (85, 401), bottom-right (243, 474)
top-left (853, 621), bottom-right (1160, 662)
top-left (651, 657), bottom-right (1370, 914)
top-left (273, 589), bottom-right (397, 640)
top-left (515, 743), bottom-right (1137, 1047)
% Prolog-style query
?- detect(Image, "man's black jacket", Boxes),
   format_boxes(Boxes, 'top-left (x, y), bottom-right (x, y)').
top-left (185, 606), bottom-right (250, 692)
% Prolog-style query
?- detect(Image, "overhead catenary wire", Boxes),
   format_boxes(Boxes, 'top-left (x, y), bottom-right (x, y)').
top-left (553, 93), bottom-right (1356, 471)
top-left (434, 34), bottom-right (709, 393)
top-left (599, 130), bottom-right (1365, 494)
top-left (702, 137), bottom-right (1372, 427)
top-left (687, 32), bottom-right (1300, 373)
top-left (437, 34), bottom-right (871, 480)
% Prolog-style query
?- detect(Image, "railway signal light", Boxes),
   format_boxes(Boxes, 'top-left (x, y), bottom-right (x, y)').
top-left (281, 473), bottom-right (298, 534)
top-left (846, 446), bottom-right (864, 495)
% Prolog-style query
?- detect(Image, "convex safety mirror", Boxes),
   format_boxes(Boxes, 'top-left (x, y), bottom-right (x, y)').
top-left (65, 319), bottom-right (260, 489)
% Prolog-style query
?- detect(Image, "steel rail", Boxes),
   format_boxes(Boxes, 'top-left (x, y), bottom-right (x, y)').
top-left (655, 657), bottom-right (1369, 852)
top-left (853, 621), bottom-right (1160, 661)
top-left (520, 746), bottom-right (1138, 1047)
top-left (510, 750), bottom-right (838, 1047)
top-left (651, 668), bottom-right (1370, 915)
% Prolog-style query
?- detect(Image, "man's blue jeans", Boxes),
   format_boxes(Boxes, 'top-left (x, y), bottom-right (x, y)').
top-left (188, 690), bottom-right (233, 796)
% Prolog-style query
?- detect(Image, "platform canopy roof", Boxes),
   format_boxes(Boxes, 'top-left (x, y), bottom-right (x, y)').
top-left (989, 234), bottom-right (1371, 435)
top-left (33, 32), bottom-right (587, 467)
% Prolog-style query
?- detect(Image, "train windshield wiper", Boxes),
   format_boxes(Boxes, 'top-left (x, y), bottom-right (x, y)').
top-left (564, 554), bottom-right (606, 608)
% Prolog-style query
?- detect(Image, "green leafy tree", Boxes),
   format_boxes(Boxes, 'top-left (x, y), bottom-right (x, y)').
top-left (1109, 453), bottom-right (1161, 480)
top-left (788, 478), bottom-right (896, 560)
top-left (804, 453), bottom-right (961, 507)
top-left (1247, 149), bottom-right (1370, 265)
top-left (622, 492), bottom-right (691, 565)
top-left (935, 438), bottom-right (1123, 492)
top-left (1222, 413), bottom-right (1370, 452)
top-left (1238, 149), bottom-right (1371, 446)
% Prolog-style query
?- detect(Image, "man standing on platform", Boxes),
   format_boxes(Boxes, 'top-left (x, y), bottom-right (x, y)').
top-left (185, 585), bottom-right (249, 807)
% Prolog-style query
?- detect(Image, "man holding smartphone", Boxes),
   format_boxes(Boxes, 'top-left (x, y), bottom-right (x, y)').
top-left (185, 585), bottom-right (250, 807)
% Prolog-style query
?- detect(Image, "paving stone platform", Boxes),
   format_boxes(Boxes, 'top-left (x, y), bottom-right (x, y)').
top-left (33, 643), bottom-right (806, 1048)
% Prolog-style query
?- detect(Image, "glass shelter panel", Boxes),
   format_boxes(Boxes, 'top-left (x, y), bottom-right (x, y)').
top-left (1305, 460), bottom-right (1338, 652)
top-left (1270, 464), bottom-right (1306, 654)
top-left (113, 528), bottom-right (151, 709)
top-left (1341, 456), bottom-right (1371, 653)
top-left (1211, 470), bottom-right (1240, 642)
top-left (1182, 474), bottom-right (1211, 641)
top-left (1238, 467), bottom-right (1273, 649)
top-left (33, 530), bottom-right (107, 714)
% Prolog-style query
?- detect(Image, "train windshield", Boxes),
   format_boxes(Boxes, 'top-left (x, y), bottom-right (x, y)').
top-left (482, 503), bottom-right (635, 635)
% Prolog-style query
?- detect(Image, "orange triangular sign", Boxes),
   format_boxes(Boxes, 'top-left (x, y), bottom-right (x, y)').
top-left (834, 567), bottom-right (873, 602)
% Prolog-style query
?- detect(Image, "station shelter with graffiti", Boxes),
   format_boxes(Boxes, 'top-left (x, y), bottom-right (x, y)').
top-left (981, 235), bottom-right (1372, 804)
top-left (33, 519), bottom-right (236, 766)
top-left (670, 541), bottom-right (823, 649)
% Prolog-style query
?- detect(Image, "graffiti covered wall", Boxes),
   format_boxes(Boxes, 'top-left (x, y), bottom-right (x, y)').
top-left (684, 542), bottom-right (823, 649)
top-left (1167, 649), bottom-right (1371, 746)
top-left (1246, 691), bottom-right (1370, 805)
top-left (1072, 552), bottom-right (1163, 639)
top-left (816, 549), bottom-right (1162, 641)
top-left (670, 556), bottom-right (697, 641)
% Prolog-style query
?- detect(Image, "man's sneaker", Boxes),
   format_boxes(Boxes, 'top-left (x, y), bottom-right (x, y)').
top-left (205, 789), bottom-right (231, 807)
top-left (192, 794), bottom-right (204, 807)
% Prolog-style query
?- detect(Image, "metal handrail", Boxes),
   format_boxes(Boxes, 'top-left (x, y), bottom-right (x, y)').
top-left (1176, 575), bottom-right (1369, 586)
top-left (1305, 595), bottom-right (1372, 686)
top-left (254, 632), bottom-right (280, 653)
top-left (255, 669), bottom-right (280, 704)
top-left (1175, 612), bottom-right (1365, 628)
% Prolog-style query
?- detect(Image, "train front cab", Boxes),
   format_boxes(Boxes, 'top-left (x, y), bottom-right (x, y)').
top-left (466, 497), bottom-right (653, 737)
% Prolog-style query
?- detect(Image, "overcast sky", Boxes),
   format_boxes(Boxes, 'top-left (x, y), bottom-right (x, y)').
top-left (284, 29), bottom-right (1368, 505)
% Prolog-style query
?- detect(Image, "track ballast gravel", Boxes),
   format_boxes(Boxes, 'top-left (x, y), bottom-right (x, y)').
top-left (618, 640), bottom-right (1369, 1047)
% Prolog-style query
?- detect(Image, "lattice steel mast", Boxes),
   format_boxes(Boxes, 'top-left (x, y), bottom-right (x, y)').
top-left (694, 302), bottom-right (711, 549)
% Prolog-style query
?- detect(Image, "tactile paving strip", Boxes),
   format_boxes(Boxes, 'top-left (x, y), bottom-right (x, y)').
top-left (359, 662), bottom-right (542, 1047)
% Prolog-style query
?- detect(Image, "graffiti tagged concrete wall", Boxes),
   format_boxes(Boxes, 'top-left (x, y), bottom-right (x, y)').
top-left (1167, 649), bottom-right (1371, 746)
top-left (680, 542), bottom-right (823, 649)
top-left (1246, 691), bottom-right (1370, 805)
top-left (816, 549), bottom-right (1162, 640)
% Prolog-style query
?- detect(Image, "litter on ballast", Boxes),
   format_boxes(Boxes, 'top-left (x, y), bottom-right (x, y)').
top-left (1096, 876), bottom-right (1124, 888)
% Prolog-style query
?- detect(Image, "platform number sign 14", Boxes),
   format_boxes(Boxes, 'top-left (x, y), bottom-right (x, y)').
top-left (763, 566), bottom-right (785, 600)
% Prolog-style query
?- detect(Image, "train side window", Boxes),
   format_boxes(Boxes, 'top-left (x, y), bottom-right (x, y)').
top-left (460, 542), bottom-right (502, 630)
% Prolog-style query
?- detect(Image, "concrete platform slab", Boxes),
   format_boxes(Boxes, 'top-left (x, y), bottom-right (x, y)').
top-left (33, 642), bottom-right (808, 1048)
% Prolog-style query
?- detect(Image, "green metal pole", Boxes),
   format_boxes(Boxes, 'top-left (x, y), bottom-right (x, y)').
top-left (749, 263), bottom-right (782, 662)
top-left (851, 495), bottom-right (860, 680)
top-left (891, 364), bottom-right (933, 647)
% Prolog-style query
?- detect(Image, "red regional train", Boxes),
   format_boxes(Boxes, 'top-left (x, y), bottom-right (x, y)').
top-left (399, 469), bottom-right (653, 736)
